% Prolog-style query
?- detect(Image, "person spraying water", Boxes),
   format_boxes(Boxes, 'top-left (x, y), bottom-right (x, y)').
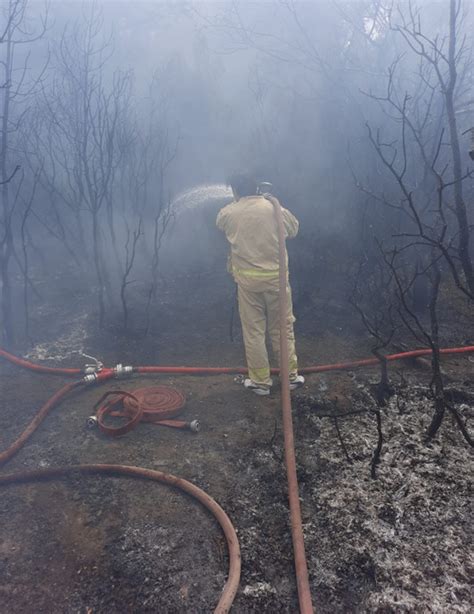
top-left (216, 173), bottom-right (304, 395)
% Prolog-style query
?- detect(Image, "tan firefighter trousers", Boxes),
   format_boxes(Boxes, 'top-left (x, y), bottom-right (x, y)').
top-left (237, 282), bottom-right (298, 387)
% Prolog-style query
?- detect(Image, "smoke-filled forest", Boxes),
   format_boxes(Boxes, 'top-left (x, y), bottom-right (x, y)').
top-left (0, 1), bottom-right (473, 613)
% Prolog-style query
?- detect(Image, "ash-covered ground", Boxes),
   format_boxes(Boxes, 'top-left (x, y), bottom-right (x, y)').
top-left (0, 271), bottom-right (473, 613)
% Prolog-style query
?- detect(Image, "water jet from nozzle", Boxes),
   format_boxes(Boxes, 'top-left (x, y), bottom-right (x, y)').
top-left (171, 183), bottom-right (233, 213)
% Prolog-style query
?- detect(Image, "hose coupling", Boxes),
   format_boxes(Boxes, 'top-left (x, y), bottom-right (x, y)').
top-left (189, 420), bottom-right (201, 433)
top-left (82, 353), bottom-right (103, 374)
top-left (84, 365), bottom-right (99, 375)
top-left (114, 364), bottom-right (134, 378)
top-left (83, 373), bottom-right (98, 384)
top-left (86, 416), bottom-right (98, 428)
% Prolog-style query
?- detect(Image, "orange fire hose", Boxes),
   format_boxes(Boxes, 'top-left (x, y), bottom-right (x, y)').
top-left (270, 195), bottom-right (314, 613)
top-left (0, 380), bottom-right (83, 467)
top-left (131, 345), bottom-right (474, 374)
top-left (124, 386), bottom-right (186, 421)
top-left (1, 342), bottom-right (474, 610)
top-left (0, 464), bottom-right (240, 614)
top-left (1, 346), bottom-right (473, 378)
top-left (92, 386), bottom-right (191, 436)
top-left (0, 372), bottom-right (240, 612)
top-left (0, 347), bottom-right (83, 375)
top-left (94, 390), bottom-right (144, 436)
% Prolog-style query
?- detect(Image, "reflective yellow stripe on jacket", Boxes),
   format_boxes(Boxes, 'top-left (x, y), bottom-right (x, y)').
top-left (233, 267), bottom-right (279, 278)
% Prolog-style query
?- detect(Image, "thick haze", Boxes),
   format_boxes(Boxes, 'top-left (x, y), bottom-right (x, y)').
top-left (0, 0), bottom-right (472, 341)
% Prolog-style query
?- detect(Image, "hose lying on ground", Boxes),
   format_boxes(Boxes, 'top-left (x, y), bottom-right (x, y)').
top-left (0, 347), bottom-right (83, 375)
top-left (2, 345), bottom-right (473, 378)
top-left (0, 464), bottom-right (241, 614)
top-left (0, 370), bottom-right (240, 612)
top-left (0, 380), bottom-right (83, 467)
top-left (91, 386), bottom-right (197, 436)
top-left (1, 343), bottom-right (474, 612)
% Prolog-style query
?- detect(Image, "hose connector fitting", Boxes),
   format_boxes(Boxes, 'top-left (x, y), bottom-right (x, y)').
top-left (189, 420), bottom-right (201, 433)
top-left (82, 353), bottom-right (103, 375)
top-left (114, 364), bottom-right (134, 378)
top-left (83, 373), bottom-right (98, 384)
top-left (84, 365), bottom-right (99, 375)
top-left (86, 416), bottom-right (98, 428)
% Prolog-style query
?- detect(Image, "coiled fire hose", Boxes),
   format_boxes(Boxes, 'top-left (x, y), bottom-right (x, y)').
top-left (1, 343), bottom-right (474, 612)
top-left (0, 371), bottom-right (240, 612)
top-left (89, 387), bottom-right (200, 436)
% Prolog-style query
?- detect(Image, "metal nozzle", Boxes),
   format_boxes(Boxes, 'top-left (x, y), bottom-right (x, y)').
top-left (257, 181), bottom-right (273, 195)
top-left (86, 416), bottom-right (98, 428)
top-left (189, 420), bottom-right (201, 433)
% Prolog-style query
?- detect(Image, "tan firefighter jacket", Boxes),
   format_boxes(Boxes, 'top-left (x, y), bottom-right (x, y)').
top-left (216, 195), bottom-right (299, 290)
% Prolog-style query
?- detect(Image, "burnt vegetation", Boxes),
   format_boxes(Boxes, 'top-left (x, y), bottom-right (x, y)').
top-left (0, 0), bottom-right (473, 612)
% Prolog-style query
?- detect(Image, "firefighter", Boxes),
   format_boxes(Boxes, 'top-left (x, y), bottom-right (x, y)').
top-left (216, 173), bottom-right (304, 396)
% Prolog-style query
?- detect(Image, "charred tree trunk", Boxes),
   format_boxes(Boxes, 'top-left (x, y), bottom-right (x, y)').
top-left (120, 220), bottom-right (141, 331)
top-left (426, 261), bottom-right (446, 440)
top-left (92, 210), bottom-right (105, 328)
top-left (106, 194), bottom-right (123, 279)
top-left (0, 32), bottom-right (14, 346)
top-left (373, 350), bottom-right (392, 407)
top-left (445, 0), bottom-right (474, 296)
top-left (0, 241), bottom-right (13, 345)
